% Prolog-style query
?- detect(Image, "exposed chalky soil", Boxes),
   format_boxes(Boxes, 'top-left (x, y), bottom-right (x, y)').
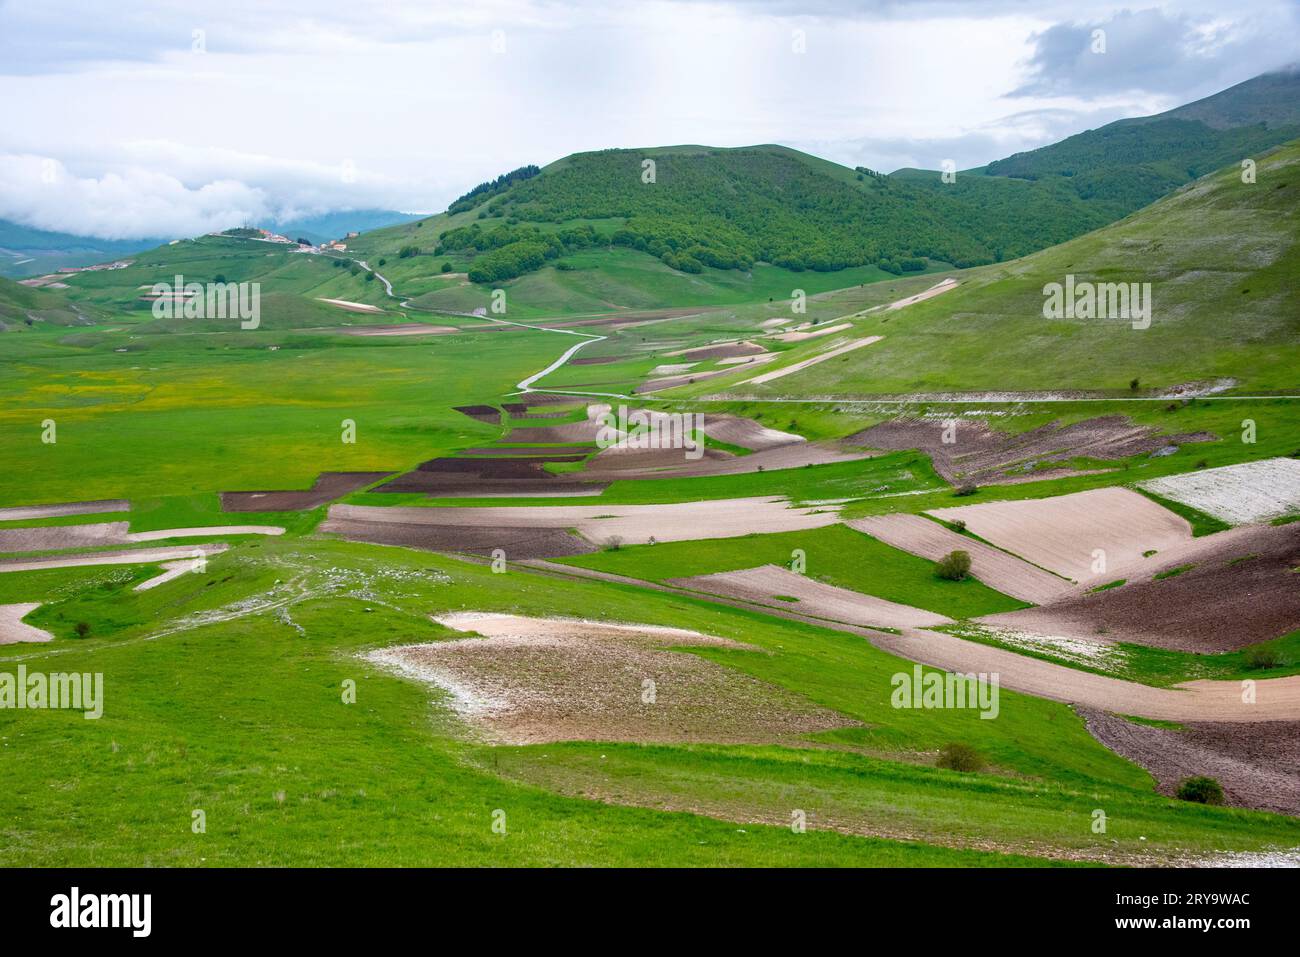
top-left (1138, 457), bottom-right (1300, 525)
top-left (368, 613), bottom-right (857, 745)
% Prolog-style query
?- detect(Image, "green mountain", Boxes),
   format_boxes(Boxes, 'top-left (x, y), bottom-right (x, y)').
top-left (972, 69), bottom-right (1300, 219)
top-left (715, 137), bottom-right (1300, 397)
top-left (351, 69), bottom-right (1300, 316)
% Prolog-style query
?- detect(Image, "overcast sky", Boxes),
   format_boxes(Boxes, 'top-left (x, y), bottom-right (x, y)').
top-left (1, 0), bottom-right (1297, 239)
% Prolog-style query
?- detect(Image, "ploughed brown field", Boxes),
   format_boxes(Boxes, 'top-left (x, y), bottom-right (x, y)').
top-left (977, 522), bottom-right (1300, 652)
top-left (849, 414), bottom-right (1215, 485)
top-left (368, 613), bottom-right (856, 745)
top-left (1082, 709), bottom-right (1300, 816)
top-left (221, 471), bottom-right (393, 511)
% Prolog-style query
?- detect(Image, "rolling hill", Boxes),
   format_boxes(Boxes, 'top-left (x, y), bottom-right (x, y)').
top-left (0, 274), bottom-right (104, 329)
top-left (695, 138), bottom-right (1300, 397)
top-left (350, 69), bottom-right (1300, 317)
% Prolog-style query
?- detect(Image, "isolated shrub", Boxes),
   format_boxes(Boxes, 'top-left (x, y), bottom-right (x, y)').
top-left (73, 621), bottom-right (90, 638)
top-left (1244, 646), bottom-right (1280, 670)
top-left (1129, 377), bottom-right (1141, 391)
top-left (377, 258), bottom-right (386, 266)
top-left (398, 245), bottom-right (420, 259)
top-left (1176, 776), bottom-right (1224, 805)
top-left (950, 519), bottom-right (967, 533)
top-left (937, 743), bottom-right (984, 772)
top-left (954, 482), bottom-right (978, 497)
top-left (935, 550), bottom-right (972, 581)
top-left (603, 535), bottom-right (623, 552)
top-left (440, 262), bottom-right (453, 272)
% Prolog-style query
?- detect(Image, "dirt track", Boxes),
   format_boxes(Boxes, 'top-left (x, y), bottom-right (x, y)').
top-left (876, 626), bottom-right (1300, 722)
top-left (0, 603), bottom-right (52, 644)
top-left (884, 277), bottom-right (957, 310)
top-left (671, 564), bottom-right (950, 630)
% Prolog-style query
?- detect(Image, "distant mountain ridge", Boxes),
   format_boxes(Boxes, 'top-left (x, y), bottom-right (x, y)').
top-left (378, 68), bottom-right (1300, 288)
top-left (0, 209), bottom-right (422, 278)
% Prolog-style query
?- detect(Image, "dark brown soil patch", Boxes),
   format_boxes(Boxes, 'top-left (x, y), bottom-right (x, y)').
top-left (373, 455), bottom-right (605, 498)
top-left (1081, 709), bottom-right (1300, 816)
top-left (461, 446), bottom-right (594, 457)
top-left (570, 355), bottom-right (621, 365)
top-left (667, 341), bottom-right (768, 361)
top-left (504, 421), bottom-right (603, 443)
top-left (847, 415), bottom-right (1216, 485)
top-left (321, 517), bottom-right (596, 558)
top-left (982, 522), bottom-right (1300, 652)
top-left (452, 405), bottom-right (501, 424)
top-left (221, 471), bottom-right (393, 512)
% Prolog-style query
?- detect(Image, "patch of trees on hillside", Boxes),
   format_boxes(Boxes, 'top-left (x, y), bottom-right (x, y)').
top-left (448, 165), bottom-right (542, 216)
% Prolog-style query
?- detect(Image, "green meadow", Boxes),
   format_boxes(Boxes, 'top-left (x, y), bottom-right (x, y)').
top-left (5, 538), bottom-right (1298, 866)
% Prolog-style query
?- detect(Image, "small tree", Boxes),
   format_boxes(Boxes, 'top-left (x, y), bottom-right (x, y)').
top-left (73, 621), bottom-right (91, 638)
top-left (603, 535), bottom-right (623, 552)
top-left (1244, 646), bottom-right (1280, 670)
top-left (1176, 776), bottom-right (1224, 805)
top-left (1130, 377), bottom-right (1141, 391)
top-left (935, 550), bottom-right (972, 581)
top-left (937, 743), bottom-right (984, 772)
top-left (954, 482), bottom-right (978, 497)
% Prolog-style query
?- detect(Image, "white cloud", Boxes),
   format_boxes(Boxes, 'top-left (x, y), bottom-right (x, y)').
top-left (0, 0), bottom-right (1295, 240)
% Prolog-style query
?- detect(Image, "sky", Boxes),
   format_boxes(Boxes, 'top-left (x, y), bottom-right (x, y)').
top-left (1, 0), bottom-right (1297, 240)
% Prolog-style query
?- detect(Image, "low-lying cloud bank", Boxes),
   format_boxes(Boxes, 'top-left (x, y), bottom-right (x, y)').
top-left (0, 148), bottom-right (428, 241)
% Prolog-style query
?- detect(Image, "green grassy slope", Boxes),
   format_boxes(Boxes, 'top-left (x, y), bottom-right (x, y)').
top-left (718, 138), bottom-right (1300, 396)
top-left (0, 275), bottom-right (104, 329)
top-left (5, 537), bottom-right (1297, 865)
